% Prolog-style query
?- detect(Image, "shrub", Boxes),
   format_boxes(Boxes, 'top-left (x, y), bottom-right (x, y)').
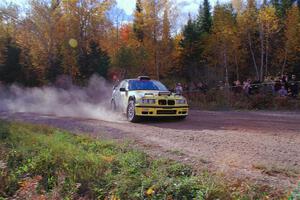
top-left (0, 121), bottom-right (10, 140)
top-left (186, 90), bottom-right (300, 110)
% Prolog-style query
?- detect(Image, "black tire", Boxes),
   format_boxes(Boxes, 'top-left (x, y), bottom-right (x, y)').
top-left (127, 100), bottom-right (140, 122)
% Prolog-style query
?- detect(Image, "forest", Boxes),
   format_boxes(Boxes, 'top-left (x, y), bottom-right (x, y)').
top-left (0, 0), bottom-right (300, 88)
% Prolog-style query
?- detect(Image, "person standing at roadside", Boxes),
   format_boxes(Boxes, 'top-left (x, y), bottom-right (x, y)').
top-left (278, 86), bottom-right (288, 97)
top-left (243, 79), bottom-right (251, 95)
top-left (289, 75), bottom-right (299, 98)
top-left (274, 77), bottom-right (282, 92)
top-left (175, 83), bottom-right (183, 95)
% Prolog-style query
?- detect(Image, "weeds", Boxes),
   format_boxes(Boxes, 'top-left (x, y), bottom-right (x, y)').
top-left (253, 163), bottom-right (300, 177)
top-left (186, 90), bottom-right (300, 110)
top-left (0, 120), bottom-right (288, 199)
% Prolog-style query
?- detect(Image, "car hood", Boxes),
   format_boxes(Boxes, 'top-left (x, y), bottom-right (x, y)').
top-left (131, 90), bottom-right (185, 99)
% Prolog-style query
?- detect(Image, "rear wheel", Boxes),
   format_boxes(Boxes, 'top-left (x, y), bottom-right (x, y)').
top-left (127, 100), bottom-right (140, 122)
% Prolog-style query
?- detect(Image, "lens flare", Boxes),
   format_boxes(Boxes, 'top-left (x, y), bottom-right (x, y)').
top-left (69, 38), bottom-right (78, 48)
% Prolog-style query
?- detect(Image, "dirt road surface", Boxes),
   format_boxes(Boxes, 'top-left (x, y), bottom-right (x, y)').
top-left (1, 110), bottom-right (300, 192)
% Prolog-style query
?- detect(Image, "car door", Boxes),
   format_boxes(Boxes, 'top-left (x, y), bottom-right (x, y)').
top-left (112, 82), bottom-right (120, 107)
top-left (119, 81), bottom-right (129, 113)
top-left (113, 80), bottom-right (125, 112)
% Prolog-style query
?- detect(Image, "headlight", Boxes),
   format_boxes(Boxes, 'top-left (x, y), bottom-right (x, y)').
top-left (139, 99), bottom-right (156, 104)
top-left (176, 99), bottom-right (187, 104)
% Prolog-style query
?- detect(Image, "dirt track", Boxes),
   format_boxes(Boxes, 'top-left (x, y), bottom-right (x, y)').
top-left (1, 110), bottom-right (300, 192)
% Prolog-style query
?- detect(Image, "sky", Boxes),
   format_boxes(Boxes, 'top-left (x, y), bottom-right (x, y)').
top-left (116, 0), bottom-right (208, 16)
top-left (116, 0), bottom-right (222, 21)
top-left (115, 0), bottom-right (221, 30)
top-left (5, 0), bottom-right (219, 16)
top-left (4, 0), bottom-right (222, 29)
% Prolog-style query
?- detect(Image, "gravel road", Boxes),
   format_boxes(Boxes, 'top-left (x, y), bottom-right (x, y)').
top-left (1, 110), bottom-right (300, 192)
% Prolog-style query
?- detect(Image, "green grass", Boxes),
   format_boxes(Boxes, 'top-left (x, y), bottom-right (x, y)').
top-left (0, 120), bottom-right (288, 199)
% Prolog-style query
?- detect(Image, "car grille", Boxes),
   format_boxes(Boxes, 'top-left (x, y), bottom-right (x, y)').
top-left (157, 110), bottom-right (177, 115)
top-left (168, 100), bottom-right (175, 105)
top-left (158, 100), bottom-right (167, 105)
top-left (158, 100), bottom-right (175, 105)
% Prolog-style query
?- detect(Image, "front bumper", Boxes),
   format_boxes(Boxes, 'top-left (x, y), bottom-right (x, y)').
top-left (135, 105), bottom-right (189, 117)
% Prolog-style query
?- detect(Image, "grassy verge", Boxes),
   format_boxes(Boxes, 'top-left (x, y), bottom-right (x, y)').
top-left (0, 120), bottom-right (289, 199)
top-left (253, 163), bottom-right (300, 178)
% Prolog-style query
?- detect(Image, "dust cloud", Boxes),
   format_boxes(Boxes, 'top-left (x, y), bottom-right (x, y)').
top-left (0, 75), bottom-right (124, 122)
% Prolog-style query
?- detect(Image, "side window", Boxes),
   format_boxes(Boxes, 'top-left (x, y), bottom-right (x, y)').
top-left (124, 81), bottom-right (128, 90)
top-left (120, 81), bottom-right (127, 89)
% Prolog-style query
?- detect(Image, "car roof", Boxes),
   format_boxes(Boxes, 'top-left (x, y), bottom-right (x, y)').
top-left (123, 79), bottom-right (157, 82)
top-left (122, 76), bottom-right (154, 82)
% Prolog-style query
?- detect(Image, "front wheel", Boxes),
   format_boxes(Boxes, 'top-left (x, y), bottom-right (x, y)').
top-left (127, 100), bottom-right (140, 122)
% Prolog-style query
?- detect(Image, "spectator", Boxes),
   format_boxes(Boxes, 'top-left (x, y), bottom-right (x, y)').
top-left (289, 74), bottom-right (299, 98)
top-left (278, 86), bottom-right (288, 97)
top-left (282, 73), bottom-right (289, 83)
top-left (262, 77), bottom-right (275, 95)
top-left (274, 77), bottom-right (282, 92)
top-left (270, 77), bottom-right (275, 95)
top-left (183, 83), bottom-right (189, 93)
top-left (243, 79), bottom-right (251, 95)
top-left (250, 80), bottom-right (261, 94)
top-left (233, 80), bottom-right (243, 93)
top-left (282, 74), bottom-right (289, 90)
top-left (175, 83), bottom-right (183, 95)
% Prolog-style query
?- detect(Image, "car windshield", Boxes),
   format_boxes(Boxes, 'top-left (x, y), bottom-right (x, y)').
top-left (128, 80), bottom-right (169, 91)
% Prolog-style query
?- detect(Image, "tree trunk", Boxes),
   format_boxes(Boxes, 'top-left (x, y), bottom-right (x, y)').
top-left (234, 53), bottom-right (239, 81)
top-left (265, 34), bottom-right (269, 77)
top-left (247, 33), bottom-right (259, 80)
top-left (281, 48), bottom-right (287, 75)
top-left (155, 34), bottom-right (159, 79)
top-left (259, 23), bottom-right (264, 81)
top-left (223, 46), bottom-right (229, 88)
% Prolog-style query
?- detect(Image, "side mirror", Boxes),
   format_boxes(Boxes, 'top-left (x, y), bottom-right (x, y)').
top-left (120, 88), bottom-right (126, 92)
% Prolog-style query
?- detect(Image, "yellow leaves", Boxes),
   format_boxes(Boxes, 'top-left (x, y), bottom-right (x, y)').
top-left (284, 5), bottom-right (300, 63)
top-left (211, 5), bottom-right (237, 44)
top-left (110, 194), bottom-right (120, 200)
top-left (102, 155), bottom-right (115, 163)
top-left (62, 0), bottom-right (78, 4)
top-left (146, 186), bottom-right (155, 196)
top-left (236, 6), bottom-right (258, 33)
top-left (258, 5), bottom-right (279, 33)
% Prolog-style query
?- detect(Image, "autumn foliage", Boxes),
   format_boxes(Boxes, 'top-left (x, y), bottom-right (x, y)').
top-left (0, 0), bottom-right (299, 87)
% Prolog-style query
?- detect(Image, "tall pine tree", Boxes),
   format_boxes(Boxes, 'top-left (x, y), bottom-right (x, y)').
top-left (133, 0), bottom-right (144, 42)
top-left (196, 0), bottom-right (212, 34)
top-left (0, 37), bottom-right (23, 84)
top-left (79, 41), bottom-right (110, 80)
top-left (179, 16), bottom-right (201, 81)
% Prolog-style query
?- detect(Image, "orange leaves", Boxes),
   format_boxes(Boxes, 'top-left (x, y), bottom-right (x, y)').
top-left (15, 176), bottom-right (45, 200)
top-left (120, 25), bottom-right (131, 43)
